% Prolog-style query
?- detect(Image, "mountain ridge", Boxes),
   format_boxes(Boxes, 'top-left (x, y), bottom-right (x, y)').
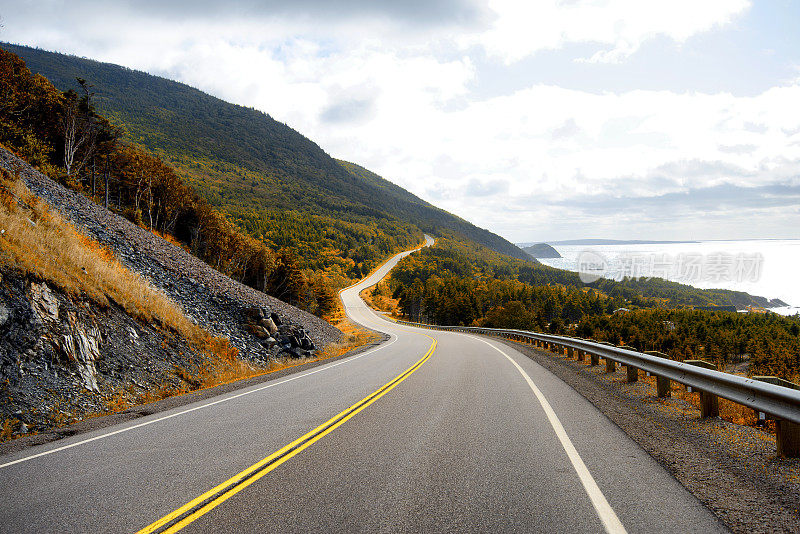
top-left (2, 42), bottom-right (530, 266)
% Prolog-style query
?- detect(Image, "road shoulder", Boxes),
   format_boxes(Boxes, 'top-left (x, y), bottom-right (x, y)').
top-left (494, 337), bottom-right (800, 534)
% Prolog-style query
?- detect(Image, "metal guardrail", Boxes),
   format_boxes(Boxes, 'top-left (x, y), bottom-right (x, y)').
top-left (397, 321), bottom-right (800, 456)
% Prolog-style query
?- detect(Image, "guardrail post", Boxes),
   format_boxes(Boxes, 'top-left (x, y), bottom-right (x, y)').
top-left (685, 360), bottom-right (719, 417)
top-left (597, 343), bottom-right (616, 372)
top-left (645, 351), bottom-right (672, 397)
top-left (626, 365), bottom-right (638, 382)
top-left (618, 346), bottom-right (639, 382)
top-left (576, 349), bottom-right (585, 362)
top-left (656, 376), bottom-right (671, 397)
top-left (753, 376), bottom-right (800, 457)
top-left (567, 347), bottom-right (574, 359)
top-left (605, 357), bottom-right (616, 373)
top-left (777, 421), bottom-right (800, 458)
top-left (590, 352), bottom-right (599, 366)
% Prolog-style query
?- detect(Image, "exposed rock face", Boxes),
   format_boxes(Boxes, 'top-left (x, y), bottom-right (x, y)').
top-left (29, 282), bottom-right (59, 321)
top-left (58, 311), bottom-right (102, 393)
top-left (242, 307), bottom-right (315, 357)
top-left (0, 272), bottom-right (213, 439)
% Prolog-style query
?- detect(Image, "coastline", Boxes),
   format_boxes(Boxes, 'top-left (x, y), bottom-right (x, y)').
top-left (535, 238), bottom-right (800, 314)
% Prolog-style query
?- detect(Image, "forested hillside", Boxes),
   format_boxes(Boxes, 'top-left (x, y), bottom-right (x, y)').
top-left (3, 43), bottom-right (530, 273)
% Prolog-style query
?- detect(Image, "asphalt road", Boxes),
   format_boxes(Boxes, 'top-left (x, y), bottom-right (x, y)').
top-left (0, 236), bottom-right (728, 533)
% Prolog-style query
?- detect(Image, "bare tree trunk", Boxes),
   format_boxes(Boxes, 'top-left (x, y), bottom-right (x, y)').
top-left (91, 159), bottom-right (96, 198)
top-left (62, 102), bottom-right (89, 179)
top-left (104, 157), bottom-right (110, 209)
top-left (146, 175), bottom-right (154, 229)
top-left (164, 208), bottom-right (182, 234)
top-left (63, 109), bottom-right (77, 178)
top-left (153, 199), bottom-right (161, 231)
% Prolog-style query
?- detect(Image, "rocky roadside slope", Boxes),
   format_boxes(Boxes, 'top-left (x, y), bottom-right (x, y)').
top-left (0, 147), bottom-right (342, 439)
top-left (0, 269), bottom-right (214, 437)
top-left (0, 148), bottom-right (341, 355)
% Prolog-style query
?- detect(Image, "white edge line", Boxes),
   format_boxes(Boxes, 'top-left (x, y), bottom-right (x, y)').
top-left (471, 335), bottom-right (627, 534)
top-left (0, 335), bottom-right (398, 470)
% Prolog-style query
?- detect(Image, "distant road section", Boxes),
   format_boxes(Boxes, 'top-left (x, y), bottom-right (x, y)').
top-left (0, 234), bottom-right (726, 533)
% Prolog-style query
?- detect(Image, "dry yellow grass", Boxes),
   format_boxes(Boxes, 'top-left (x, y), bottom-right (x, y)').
top-left (0, 168), bottom-right (207, 346)
top-left (0, 418), bottom-right (18, 441)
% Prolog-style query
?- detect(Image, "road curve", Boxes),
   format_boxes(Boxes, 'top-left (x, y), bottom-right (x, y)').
top-left (0, 236), bottom-right (727, 533)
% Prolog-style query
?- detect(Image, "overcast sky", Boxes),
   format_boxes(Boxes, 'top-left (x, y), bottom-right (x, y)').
top-left (2, 0), bottom-right (799, 242)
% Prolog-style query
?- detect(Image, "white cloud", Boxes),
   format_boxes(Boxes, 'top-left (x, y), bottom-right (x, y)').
top-left (2, 0), bottom-right (796, 242)
top-left (471, 0), bottom-right (751, 64)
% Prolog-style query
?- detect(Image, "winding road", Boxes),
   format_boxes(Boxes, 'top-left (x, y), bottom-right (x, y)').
top-left (0, 236), bottom-right (727, 533)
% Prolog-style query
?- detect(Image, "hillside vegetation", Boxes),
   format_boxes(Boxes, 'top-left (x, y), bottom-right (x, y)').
top-left (3, 42), bottom-right (530, 277)
top-left (0, 47), bottom-right (342, 315)
top-left (0, 164), bottom-right (266, 438)
top-left (0, 167), bottom-right (202, 340)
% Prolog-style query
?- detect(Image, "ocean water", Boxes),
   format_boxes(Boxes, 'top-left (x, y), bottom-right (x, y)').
top-left (535, 239), bottom-right (800, 316)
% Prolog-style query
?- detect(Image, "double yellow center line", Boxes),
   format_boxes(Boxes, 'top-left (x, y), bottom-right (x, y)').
top-left (138, 336), bottom-right (437, 534)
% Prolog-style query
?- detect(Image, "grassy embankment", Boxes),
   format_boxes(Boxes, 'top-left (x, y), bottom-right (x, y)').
top-left (0, 166), bottom-right (262, 432)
